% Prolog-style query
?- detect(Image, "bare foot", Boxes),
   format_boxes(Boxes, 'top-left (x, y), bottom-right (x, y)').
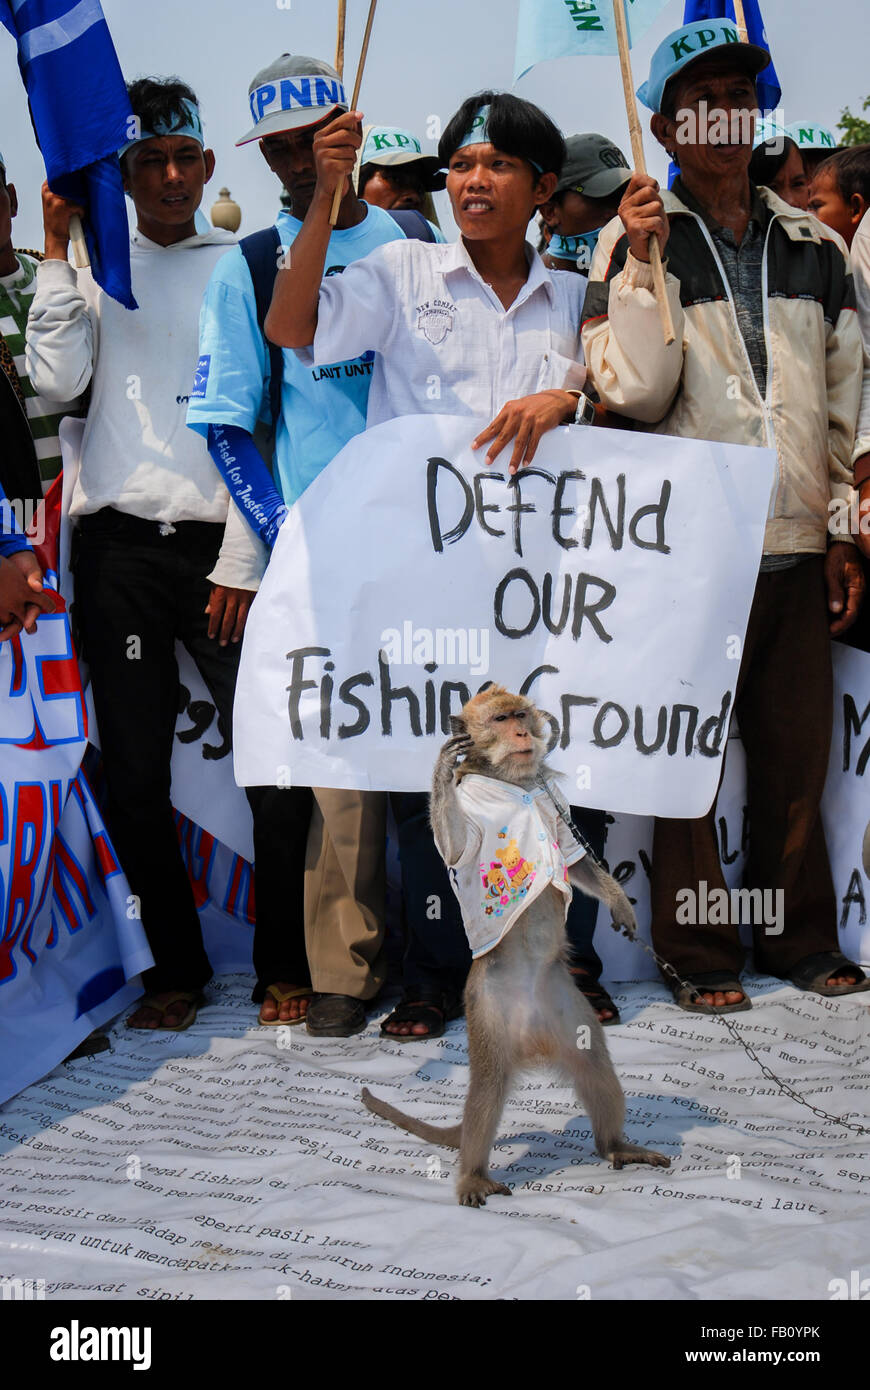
top-left (381, 1000), bottom-right (444, 1038)
top-left (259, 983), bottom-right (312, 1025)
top-left (696, 989), bottom-right (745, 1009)
top-left (825, 970), bottom-right (859, 988)
top-left (127, 992), bottom-right (196, 1030)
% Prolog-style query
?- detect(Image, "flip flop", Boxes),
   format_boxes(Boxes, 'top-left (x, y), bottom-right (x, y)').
top-left (258, 984), bottom-right (313, 1026)
top-left (784, 951), bottom-right (870, 997)
top-left (380, 993), bottom-right (464, 1041)
top-left (568, 966), bottom-right (620, 1025)
top-left (668, 970), bottom-right (751, 1015)
top-left (126, 991), bottom-right (204, 1032)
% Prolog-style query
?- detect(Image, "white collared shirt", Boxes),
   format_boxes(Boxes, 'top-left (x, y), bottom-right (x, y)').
top-left (434, 773), bottom-right (587, 959)
top-left (307, 237), bottom-right (586, 426)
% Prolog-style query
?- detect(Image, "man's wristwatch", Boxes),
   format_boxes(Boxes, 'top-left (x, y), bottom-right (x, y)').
top-left (572, 391), bottom-right (596, 427)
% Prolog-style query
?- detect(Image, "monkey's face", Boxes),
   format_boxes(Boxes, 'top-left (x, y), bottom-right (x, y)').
top-left (482, 703), bottom-right (547, 781)
top-left (454, 686), bottom-right (548, 784)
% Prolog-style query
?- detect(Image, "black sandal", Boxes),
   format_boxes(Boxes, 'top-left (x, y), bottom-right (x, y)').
top-left (784, 951), bottom-right (870, 997)
top-left (380, 993), bottom-right (463, 1041)
top-left (568, 967), bottom-right (620, 1025)
top-left (668, 969), bottom-right (751, 1015)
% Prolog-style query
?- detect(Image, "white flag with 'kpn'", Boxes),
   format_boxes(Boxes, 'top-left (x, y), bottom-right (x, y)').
top-left (515, 0), bottom-right (672, 79)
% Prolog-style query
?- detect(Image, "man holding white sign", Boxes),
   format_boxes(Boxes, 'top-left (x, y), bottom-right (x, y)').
top-left (582, 18), bottom-right (867, 1009)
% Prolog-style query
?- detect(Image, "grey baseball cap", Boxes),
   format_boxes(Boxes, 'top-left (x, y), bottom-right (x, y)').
top-left (556, 133), bottom-right (631, 199)
top-left (237, 54), bottom-right (349, 146)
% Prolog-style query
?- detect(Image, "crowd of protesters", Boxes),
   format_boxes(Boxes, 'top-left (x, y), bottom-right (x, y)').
top-left (2, 16), bottom-right (870, 1044)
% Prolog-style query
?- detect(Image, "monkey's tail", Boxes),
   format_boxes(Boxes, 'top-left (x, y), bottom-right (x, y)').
top-left (361, 1087), bottom-right (462, 1149)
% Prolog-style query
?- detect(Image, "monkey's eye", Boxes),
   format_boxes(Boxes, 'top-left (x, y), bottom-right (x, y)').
top-left (493, 714), bottom-right (508, 723)
top-left (515, 712), bottom-right (526, 721)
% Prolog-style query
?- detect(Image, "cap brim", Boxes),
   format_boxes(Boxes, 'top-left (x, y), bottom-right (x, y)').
top-left (363, 152), bottom-right (446, 189)
top-left (558, 167), bottom-right (630, 198)
top-left (236, 102), bottom-right (347, 147)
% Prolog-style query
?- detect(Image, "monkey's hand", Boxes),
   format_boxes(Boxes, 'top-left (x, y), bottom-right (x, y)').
top-left (435, 732), bottom-right (473, 783)
top-left (609, 888), bottom-right (637, 941)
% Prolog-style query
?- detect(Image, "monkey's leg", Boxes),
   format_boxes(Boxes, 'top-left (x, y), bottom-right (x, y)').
top-left (455, 1024), bottom-right (513, 1208)
top-left (547, 966), bottom-right (671, 1171)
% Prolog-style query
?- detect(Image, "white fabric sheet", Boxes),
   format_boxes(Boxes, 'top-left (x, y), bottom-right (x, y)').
top-left (1, 976), bottom-right (868, 1301)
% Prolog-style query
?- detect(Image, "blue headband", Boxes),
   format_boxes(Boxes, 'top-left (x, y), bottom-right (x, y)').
top-left (456, 103), bottom-right (543, 174)
top-left (119, 98), bottom-right (205, 157)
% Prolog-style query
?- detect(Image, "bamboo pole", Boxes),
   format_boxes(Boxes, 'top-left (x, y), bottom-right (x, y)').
top-left (329, 0), bottom-right (378, 227)
top-left (611, 0), bottom-right (675, 346)
top-left (335, 0), bottom-right (347, 79)
top-left (732, 0), bottom-right (749, 44)
top-left (68, 213), bottom-right (90, 269)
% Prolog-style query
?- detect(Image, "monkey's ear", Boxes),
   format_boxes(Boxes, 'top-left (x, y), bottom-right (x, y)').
top-left (449, 716), bottom-right (467, 736)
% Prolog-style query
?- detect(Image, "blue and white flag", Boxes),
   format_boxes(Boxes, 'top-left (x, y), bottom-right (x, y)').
top-left (515, 0), bottom-right (672, 80)
top-left (0, 0), bottom-right (137, 308)
top-left (681, 0), bottom-right (781, 111)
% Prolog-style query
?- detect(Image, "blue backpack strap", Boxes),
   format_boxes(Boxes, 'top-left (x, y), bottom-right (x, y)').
top-left (239, 225), bottom-right (283, 432)
top-left (386, 208), bottom-right (437, 243)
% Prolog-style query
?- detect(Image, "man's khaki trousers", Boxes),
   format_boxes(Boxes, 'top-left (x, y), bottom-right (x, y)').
top-left (304, 789), bottom-right (387, 998)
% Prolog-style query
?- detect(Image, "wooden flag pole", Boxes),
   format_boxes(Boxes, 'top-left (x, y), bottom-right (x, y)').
top-left (68, 213), bottom-right (90, 269)
top-left (329, 0), bottom-right (378, 227)
top-left (335, 0), bottom-right (347, 78)
top-left (732, 0), bottom-right (749, 43)
top-left (611, 0), bottom-right (675, 346)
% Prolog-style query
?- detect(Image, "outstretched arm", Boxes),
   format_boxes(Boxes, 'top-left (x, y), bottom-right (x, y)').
top-left (568, 856), bottom-right (636, 938)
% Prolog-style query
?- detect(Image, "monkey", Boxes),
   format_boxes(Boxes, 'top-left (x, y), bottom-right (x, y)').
top-left (362, 684), bottom-right (670, 1207)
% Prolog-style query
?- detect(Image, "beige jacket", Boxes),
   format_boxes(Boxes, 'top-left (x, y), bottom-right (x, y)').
top-left (581, 186), bottom-right (863, 554)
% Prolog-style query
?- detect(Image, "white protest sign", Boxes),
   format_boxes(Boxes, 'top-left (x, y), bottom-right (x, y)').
top-left (234, 415), bottom-right (774, 816)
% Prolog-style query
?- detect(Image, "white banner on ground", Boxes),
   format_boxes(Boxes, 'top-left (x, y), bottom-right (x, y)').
top-left (234, 415), bottom-right (774, 816)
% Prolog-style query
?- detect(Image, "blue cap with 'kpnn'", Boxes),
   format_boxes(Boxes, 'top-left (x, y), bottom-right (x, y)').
top-left (237, 54), bottom-right (348, 146)
top-left (637, 18), bottom-right (770, 115)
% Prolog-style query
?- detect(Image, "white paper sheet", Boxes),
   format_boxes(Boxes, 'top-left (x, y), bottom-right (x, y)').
top-left (2, 976), bottom-right (868, 1301)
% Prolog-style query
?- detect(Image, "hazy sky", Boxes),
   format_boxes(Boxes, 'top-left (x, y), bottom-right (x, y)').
top-left (1, 0), bottom-right (867, 247)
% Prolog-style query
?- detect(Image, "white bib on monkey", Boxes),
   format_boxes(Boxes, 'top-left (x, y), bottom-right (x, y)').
top-left (437, 774), bottom-right (587, 959)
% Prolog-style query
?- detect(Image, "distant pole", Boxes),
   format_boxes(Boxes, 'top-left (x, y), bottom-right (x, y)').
top-left (336, 0), bottom-right (347, 78)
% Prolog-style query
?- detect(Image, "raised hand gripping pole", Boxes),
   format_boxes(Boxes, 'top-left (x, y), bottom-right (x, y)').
top-left (611, 0), bottom-right (675, 347)
top-left (329, 0), bottom-right (378, 228)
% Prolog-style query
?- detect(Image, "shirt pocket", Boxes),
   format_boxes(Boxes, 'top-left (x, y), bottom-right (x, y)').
top-left (536, 348), bottom-right (587, 395)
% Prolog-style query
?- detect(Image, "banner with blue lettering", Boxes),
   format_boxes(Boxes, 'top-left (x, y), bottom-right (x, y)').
top-left (0, 479), bottom-right (151, 1105)
top-left (515, 0), bottom-right (672, 79)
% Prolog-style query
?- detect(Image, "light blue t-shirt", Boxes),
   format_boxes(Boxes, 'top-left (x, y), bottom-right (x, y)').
top-left (187, 202), bottom-right (405, 506)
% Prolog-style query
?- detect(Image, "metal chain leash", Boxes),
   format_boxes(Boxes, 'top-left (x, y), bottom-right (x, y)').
top-left (537, 774), bottom-right (870, 1138)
